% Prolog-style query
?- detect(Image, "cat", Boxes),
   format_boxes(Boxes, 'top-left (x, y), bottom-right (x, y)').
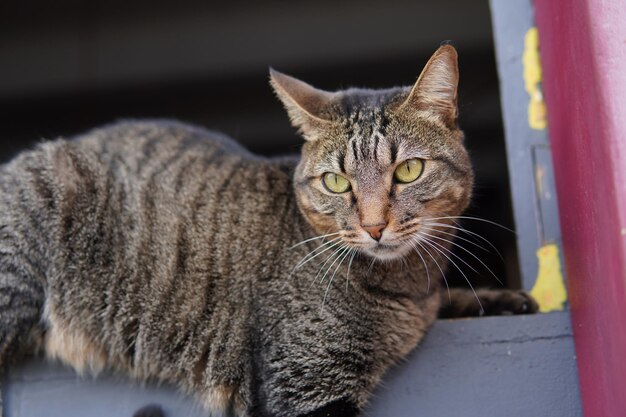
top-left (0, 45), bottom-right (536, 417)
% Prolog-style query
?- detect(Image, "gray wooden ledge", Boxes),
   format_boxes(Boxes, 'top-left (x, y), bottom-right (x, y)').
top-left (2, 312), bottom-right (581, 417)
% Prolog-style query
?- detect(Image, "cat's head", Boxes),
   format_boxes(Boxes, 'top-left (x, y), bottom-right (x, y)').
top-left (271, 45), bottom-right (473, 261)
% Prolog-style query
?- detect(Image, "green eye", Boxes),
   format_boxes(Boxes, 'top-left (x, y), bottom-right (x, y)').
top-left (394, 159), bottom-right (424, 183)
top-left (322, 172), bottom-right (351, 193)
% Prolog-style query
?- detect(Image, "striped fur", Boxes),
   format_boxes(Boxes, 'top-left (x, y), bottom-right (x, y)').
top-left (0, 46), bottom-right (534, 417)
top-left (0, 120), bottom-right (439, 416)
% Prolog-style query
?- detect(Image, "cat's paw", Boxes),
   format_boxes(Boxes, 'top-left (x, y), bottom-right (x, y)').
top-left (132, 404), bottom-right (165, 417)
top-left (476, 289), bottom-right (538, 316)
top-left (440, 288), bottom-right (539, 318)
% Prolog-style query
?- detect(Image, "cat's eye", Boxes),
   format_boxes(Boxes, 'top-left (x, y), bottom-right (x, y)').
top-left (322, 172), bottom-right (351, 193)
top-left (394, 159), bottom-right (424, 183)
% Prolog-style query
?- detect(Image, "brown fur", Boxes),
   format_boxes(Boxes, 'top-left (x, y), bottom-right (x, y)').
top-left (0, 45), bottom-right (536, 417)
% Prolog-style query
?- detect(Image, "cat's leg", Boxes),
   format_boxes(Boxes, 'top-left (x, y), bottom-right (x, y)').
top-left (254, 396), bottom-right (360, 417)
top-left (132, 404), bottom-right (165, 417)
top-left (0, 247), bottom-right (45, 417)
top-left (253, 350), bottom-right (373, 417)
top-left (250, 358), bottom-right (365, 417)
top-left (438, 287), bottom-right (538, 318)
top-left (0, 252), bottom-right (45, 372)
top-left (296, 399), bottom-right (361, 417)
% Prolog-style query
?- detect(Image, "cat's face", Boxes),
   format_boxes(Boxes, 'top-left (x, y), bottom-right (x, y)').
top-left (272, 45), bottom-right (473, 260)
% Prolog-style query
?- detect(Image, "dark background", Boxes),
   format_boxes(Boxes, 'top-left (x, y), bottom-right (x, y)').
top-left (0, 0), bottom-right (521, 288)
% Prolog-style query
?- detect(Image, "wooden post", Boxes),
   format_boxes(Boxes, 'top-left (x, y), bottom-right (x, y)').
top-left (534, 1), bottom-right (626, 415)
top-left (489, 0), bottom-right (567, 297)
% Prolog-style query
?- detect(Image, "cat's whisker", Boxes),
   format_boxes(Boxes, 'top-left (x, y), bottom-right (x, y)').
top-left (318, 245), bottom-right (351, 286)
top-left (419, 225), bottom-right (490, 254)
top-left (420, 230), bottom-right (504, 286)
top-left (293, 237), bottom-right (343, 271)
top-left (321, 246), bottom-right (353, 311)
top-left (290, 232), bottom-right (341, 249)
top-left (400, 255), bottom-right (408, 272)
top-left (341, 240), bottom-right (366, 246)
top-left (408, 240), bottom-right (431, 294)
top-left (345, 248), bottom-right (357, 293)
top-left (423, 216), bottom-right (515, 233)
top-left (419, 232), bottom-right (480, 273)
top-left (417, 235), bottom-right (483, 313)
top-left (423, 221), bottom-right (505, 262)
top-left (367, 256), bottom-right (376, 275)
top-left (296, 235), bottom-right (343, 262)
top-left (413, 238), bottom-right (449, 302)
top-left (418, 233), bottom-right (480, 276)
top-left (313, 244), bottom-right (349, 285)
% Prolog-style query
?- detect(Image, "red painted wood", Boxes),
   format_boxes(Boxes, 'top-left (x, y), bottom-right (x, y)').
top-left (534, 1), bottom-right (626, 415)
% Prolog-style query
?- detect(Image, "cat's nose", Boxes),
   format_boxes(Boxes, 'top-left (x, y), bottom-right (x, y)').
top-left (362, 223), bottom-right (387, 241)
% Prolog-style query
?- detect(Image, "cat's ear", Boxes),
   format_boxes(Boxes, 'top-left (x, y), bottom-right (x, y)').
top-left (398, 44), bottom-right (459, 129)
top-left (269, 68), bottom-right (336, 140)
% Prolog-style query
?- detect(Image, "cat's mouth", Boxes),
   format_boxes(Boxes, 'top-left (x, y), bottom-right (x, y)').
top-left (364, 241), bottom-right (412, 260)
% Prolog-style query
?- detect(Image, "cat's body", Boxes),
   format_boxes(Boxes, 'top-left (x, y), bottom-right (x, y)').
top-left (0, 46), bottom-right (535, 417)
top-left (0, 120), bottom-right (437, 415)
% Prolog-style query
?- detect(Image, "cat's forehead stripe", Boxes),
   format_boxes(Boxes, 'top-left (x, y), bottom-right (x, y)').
top-left (342, 107), bottom-right (393, 168)
top-left (337, 151), bottom-right (346, 173)
top-left (372, 135), bottom-right (379, 161)
top-left (389, 140), bottom-right (398, 165)
top-left (351, 137), bottom-right (359, 162)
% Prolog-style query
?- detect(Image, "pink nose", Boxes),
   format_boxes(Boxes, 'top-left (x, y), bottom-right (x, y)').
top-left (362, 223), bottom-right (387, 241)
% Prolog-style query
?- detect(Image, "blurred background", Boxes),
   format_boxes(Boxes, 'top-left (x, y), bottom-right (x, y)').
top-left (0, 0), bottom-right (521, 288)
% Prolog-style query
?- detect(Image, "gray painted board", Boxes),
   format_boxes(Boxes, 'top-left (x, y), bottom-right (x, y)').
top-left (3, 313), bottom-right (581, 417)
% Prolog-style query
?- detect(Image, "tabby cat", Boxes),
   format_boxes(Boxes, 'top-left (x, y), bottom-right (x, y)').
top-left (0, 45), bottom-right (536, 417)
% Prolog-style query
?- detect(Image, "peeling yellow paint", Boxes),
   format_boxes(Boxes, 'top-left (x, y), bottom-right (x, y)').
top-left (523, 27), bottom-right (547, 130)
top-left (530, 244), bottom-right (567, 312)
top-left (535, 164), bottom-right (545, 197)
